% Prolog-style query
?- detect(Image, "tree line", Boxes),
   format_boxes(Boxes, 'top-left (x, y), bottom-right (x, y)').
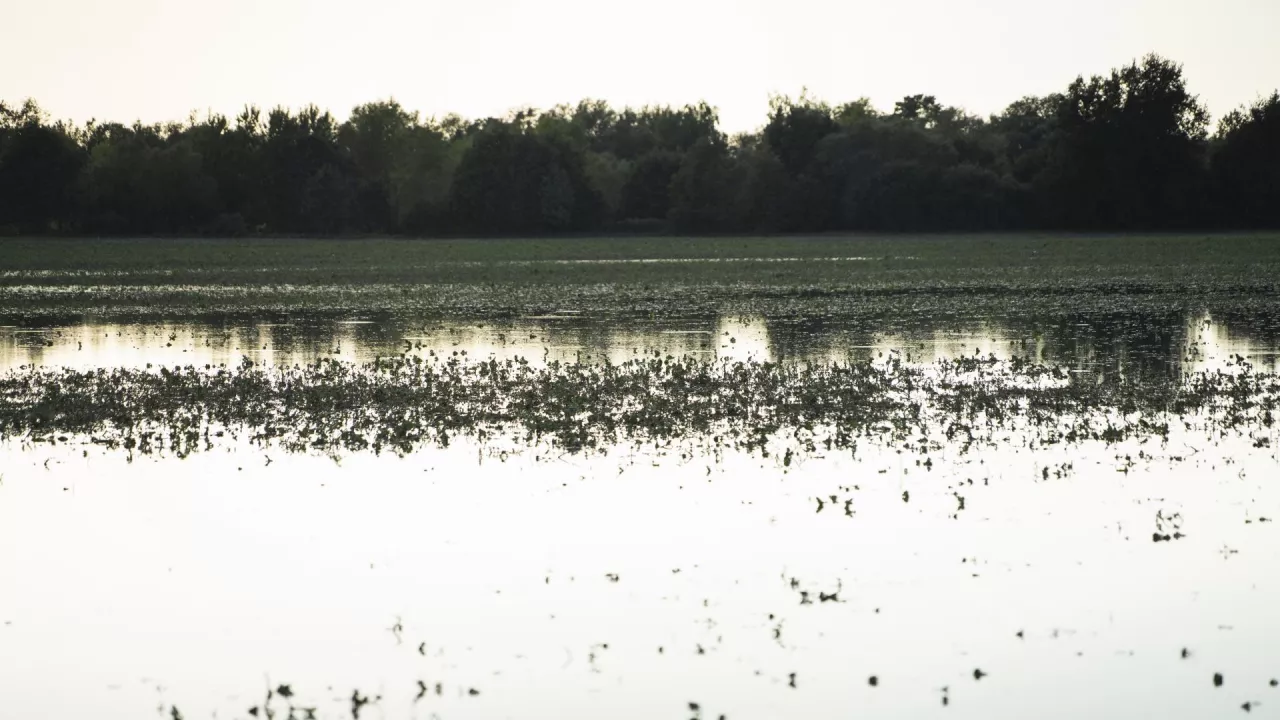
top-left (2, 54), bottom-right (1278, 237)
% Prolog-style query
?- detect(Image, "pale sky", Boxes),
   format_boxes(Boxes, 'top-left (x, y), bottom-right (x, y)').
top-left (3, 0), bottom-right (1278, 133)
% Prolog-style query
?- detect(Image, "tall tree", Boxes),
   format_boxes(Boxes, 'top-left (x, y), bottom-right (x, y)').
top-left (0, 100), bottom-right (85, 231)
top-left (339, 99), bottom-right (417, 230)
top-left (1211, 92), bottom-right (1280, 227)
top-left (449, 120), bottom-right (602, 234)
top-left (1038, 54), bottom-right (1211, 229)
top-left (261, 106), bottom-right (351, 233)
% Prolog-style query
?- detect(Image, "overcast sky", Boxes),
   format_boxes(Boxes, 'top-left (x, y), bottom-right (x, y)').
top-left (3, 0), bottom-right (1278, 132)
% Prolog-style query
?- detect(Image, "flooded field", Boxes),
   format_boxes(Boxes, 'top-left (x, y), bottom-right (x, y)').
top-left (2, 236), bottom-right (1279, 719)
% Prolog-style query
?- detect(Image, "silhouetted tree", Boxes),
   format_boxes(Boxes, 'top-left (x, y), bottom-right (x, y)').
top-left (992, 95), bottom-right (1060, 184)
top-left (1211, 92), bottom-right (1280, 228)
top-left (1, 54), bottom-right (1276, 237)
top-left (621, 150), bottom-right (682, 221)
top-left (260, 106), bottom-right (351, 233)
top-left (761, 93), bottom-right (840, 230)
top-left (181, 109), bottom-right (265, 233)
top-left (389, 121), bottom-right (465, 234)
top-left (607, 103), bottom-right (723, 160)
top-left (78, 122), bottom-right (220, 233)
top-left (1036, 54), bottom-right (1211, 229)
top-left (667, 138), bottom-right (741, 232)
top-left (449, 120), bottom-right (602, 234)
top-left (0, 100), bottom-right (85, 231)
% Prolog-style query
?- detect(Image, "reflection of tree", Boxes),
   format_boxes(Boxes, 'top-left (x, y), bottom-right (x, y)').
top-left (6, 306), bottom-right (1280, 375)
top-left (758, 308), bottom-right (1226, 375)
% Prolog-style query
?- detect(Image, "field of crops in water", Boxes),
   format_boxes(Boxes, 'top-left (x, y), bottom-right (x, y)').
top-left (2, 233), bottom-right (1280, 720)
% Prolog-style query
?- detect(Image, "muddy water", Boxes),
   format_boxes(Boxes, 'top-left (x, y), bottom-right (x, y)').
top-left (1, 310), bottom-right (1279, 719)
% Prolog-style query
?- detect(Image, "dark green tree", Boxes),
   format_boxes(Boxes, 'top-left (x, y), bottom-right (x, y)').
top-left (1037, 54), bottom-right (1211, 229)
top-left (449, 120), bottom-right (601, 234)
top-left (260, 106), bottom-right (352, 233)
top-left (667, 138), bottom-right (742, 232)
top-left (338, 100), bottom-right (418, 230)
top-left (1211, 92), bottom-right (1280, 227)
top-left (78, 122), bottom-right (220, 233)
top-left (620, 150), bottom-right (682, 220)
top-left (3, 55), bottom-right (1277, 237)
top-left (0, 100), bottom-right (86, 232)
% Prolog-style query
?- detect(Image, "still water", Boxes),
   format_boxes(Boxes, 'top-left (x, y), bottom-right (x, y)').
top-left (3, 307), bottom-right (1280, 373)
top-left (1, 309), bottom-right (1279, 720)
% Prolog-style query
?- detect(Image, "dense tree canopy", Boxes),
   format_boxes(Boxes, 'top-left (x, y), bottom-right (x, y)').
top-left (1, 54), bottom-right (1278, 236)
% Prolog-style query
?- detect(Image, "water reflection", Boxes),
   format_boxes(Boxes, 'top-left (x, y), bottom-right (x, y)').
top-left (3, 308), bottom-right (1280, 374)
top-left (2, 421), bottom-right (1278, 720)
top-left (4, 308), bottom-right (1280, 720)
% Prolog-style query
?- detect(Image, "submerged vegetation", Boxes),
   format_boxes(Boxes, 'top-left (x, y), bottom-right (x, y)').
top-left (3, 54), bottom-right (1280, 237)
top-left (2, 354), bottom-right (1275, 457)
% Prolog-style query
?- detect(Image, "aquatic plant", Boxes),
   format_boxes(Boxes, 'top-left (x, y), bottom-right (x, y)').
top-left (1, 353), bottom-right (1274, 457)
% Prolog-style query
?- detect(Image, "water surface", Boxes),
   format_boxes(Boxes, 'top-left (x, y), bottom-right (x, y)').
top-left (2, 300), bottom-right (1279, 719)
top-left (4, 306), bottom-right (1280, 374)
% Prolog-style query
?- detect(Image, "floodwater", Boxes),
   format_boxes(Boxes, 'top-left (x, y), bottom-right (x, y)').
top-left (3, 306), bottom-right (1280, 374)
top-left (2, 307), bottom-right (1279, 720)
